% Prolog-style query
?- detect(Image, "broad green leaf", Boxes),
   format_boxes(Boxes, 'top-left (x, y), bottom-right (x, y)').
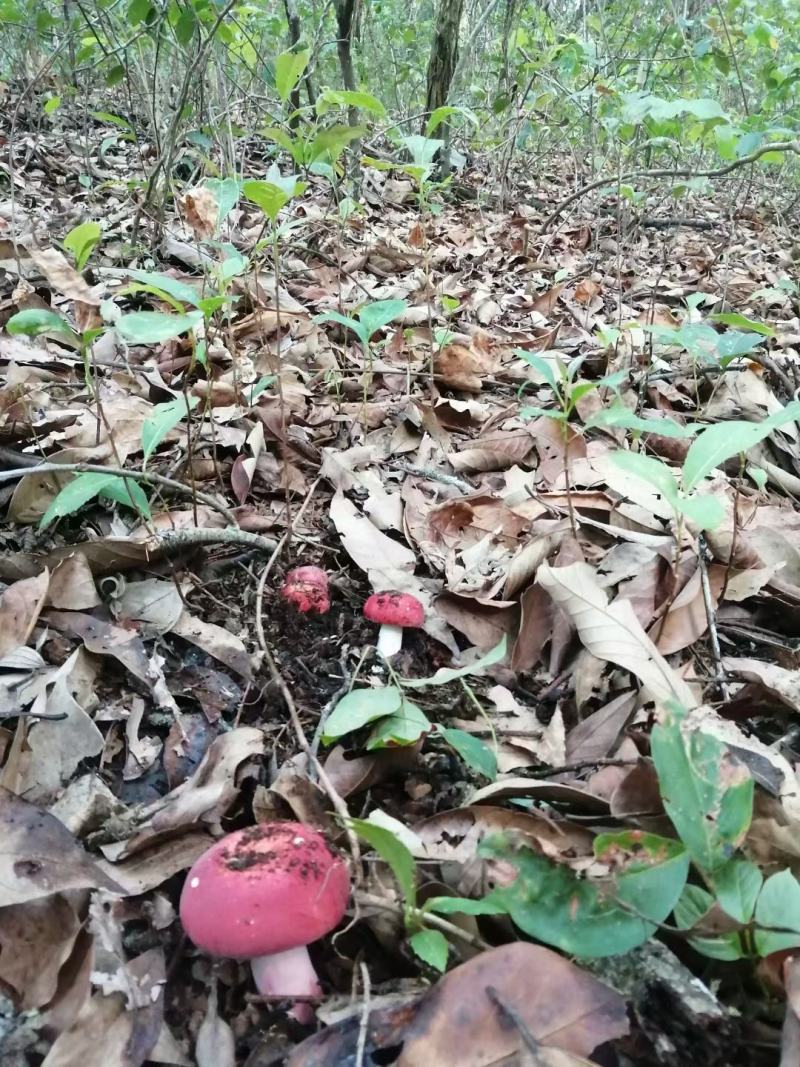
top-left (754, 870), bottom-right (800, 955)
top-left (63, 221), bottom-right (101, 271)
top-left (125, 270), bottom-right (201, 307)
top-left (7, 308), bottom-right (78, 342)
top-left (674, 884), bottom-right (747, 960)
top-left (439, 727), bottom-right (496, 779)
top-left (261, 126), bottom-right (302, 165)
top-left (117, 310), bottom-right (202, 344)
top-left (651, 701), bottom-right (753, 874)
top-left (357, 299), bottom-right (407, 340)
top-left (713, 858), bottom-right (763, 923)
top-left (142, 395), bottom-right (199, 461)
top-left (40, 472), bottom-right (118, 529)
top-left (409, 928), bottom-right (448, 971)
top-left (313, 310), bottom-right (366, 345)
top-left (398, 134), bottom-right (443, 167)
top-left (709, 312), bottom-right (773, 336)
top-left (425, 105), bottom-right (479, 136)
top-left (609, 450), bottom-right (680, 506)
top-left (401, 637), bottom-right (507, 688)
top-left (585, 404), bottom-right (693, 439)
top-left (127, 0), bottom-right (152, 25)
top-left (316, 89), bottom-right (386, 117)
top-left (243, 165), bottom-right (304, 223)
top-left (366, 701), bottom-right (431, 749)
top-left (424, 896), bottom-right (506, 916)
top-left (482, 831), bottom-right (689, 957)
top-left (348, 817), bottom-right (416, 907)
top-left (515, 348), bottom-right (560, 392)
top-left (100, 476), bottom-right (151, 519)
top-left (203, 178), bottom-right (241, 228)
top-left (675, 492), bottom-right (725, 530)
top-left (91, 110), bottom-right (133, 131)
top-left (174, 7), bottom-right (195, 45)
top-left (274, 48), bottom-right (310, 103)
top-left (308, 124), bottom-right (364, 164)
top-left (683, 403), bottom-right (800, 490)
top-left (715, 330), bottom-right (767, 362)
top-left (321, 686), bottom-right (403, 743)
top-left (43, 95), bottom-right (60, 115)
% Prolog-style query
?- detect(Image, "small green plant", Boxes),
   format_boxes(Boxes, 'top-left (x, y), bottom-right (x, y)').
top-left (348, 817), bottom-right (504, 971)
top-left (516, 350), bottom-right (626, 422)
top-left (481, 700), bottom-right (800, 963)
top-left (322, 638), bottom-right (505, 776)
top-left (314, 299), bottom-right (408, 418)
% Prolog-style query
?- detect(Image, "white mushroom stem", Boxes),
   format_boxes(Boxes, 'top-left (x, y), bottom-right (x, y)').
top-left (376, 623), bottom-right (404, 658)
top-left (251, 946), bottom-right (321, 1024)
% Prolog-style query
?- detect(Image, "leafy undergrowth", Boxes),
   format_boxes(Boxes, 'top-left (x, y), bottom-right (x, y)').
top-left (3, 96), bottom-right (800, 1067)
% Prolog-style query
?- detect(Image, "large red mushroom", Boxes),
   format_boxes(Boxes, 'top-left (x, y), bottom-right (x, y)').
top-left (179, 822), bottom-right (349, 1022)
top-left (363, 590), bottom-right (424, 658)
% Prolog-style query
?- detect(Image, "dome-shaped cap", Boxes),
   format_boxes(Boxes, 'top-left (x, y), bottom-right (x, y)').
top-left (180, 822), bottom-right (349, 960)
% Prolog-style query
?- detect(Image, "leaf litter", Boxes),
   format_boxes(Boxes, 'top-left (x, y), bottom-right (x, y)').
top-left (2, 93), bottom-right (800, 1067)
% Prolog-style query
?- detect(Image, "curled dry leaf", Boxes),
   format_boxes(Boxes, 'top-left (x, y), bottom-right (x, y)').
top-left (537, 561), bottom-right (698, 709)
top-left (0, 568), bottom-right (49, 657)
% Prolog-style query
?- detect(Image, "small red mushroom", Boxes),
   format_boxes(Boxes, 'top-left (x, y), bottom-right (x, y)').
top-left (363, 590), bottom-right (424, 658)
top-left (179, 821), bottom-right (349, 1022)
top-left (281, 566), bottom-right (330, 615)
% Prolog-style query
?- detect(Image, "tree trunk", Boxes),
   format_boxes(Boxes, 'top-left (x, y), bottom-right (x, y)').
top-left (423, 0), bottom-right (466, 126)
top-left (283, 0), bottom-right (315, 123)
top-left (334, 0), bottom-right (358, 126)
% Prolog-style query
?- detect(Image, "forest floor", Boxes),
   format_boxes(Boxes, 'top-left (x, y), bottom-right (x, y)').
top-left (2, 93), bottom-right (800, 1067)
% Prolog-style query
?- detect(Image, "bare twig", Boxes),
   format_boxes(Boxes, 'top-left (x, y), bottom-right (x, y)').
top-left (541, 139), bottom-right (800, 232)
top-left (698, 536), bottom-right (730, 700)
top-left (393, 461), bottom-right (475, 494)
top-left (354, 961), bottom-right (371, 1067)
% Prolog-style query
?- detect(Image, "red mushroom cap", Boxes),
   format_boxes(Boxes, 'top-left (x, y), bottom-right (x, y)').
top-left (179, 822), bottom-right (349, 960)
top-left (281, 566), bottom-right (330, 615)
top-left (363, 591), bottom-right (424, 628)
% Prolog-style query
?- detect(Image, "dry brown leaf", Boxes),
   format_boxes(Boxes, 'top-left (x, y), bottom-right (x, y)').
top-left (172, 610), bottom-right (254, 679)
top-left (26, 244), bottom-right (101, 306)
top-left (180, 186), bottom-right (219, 239)
top-left (0, 788), bottom-right (122, 906)
top-left (330, 490), bottom-right (416, 576)
top-left (0, 568), bottom-right (49, 656)
top-left (538, 561), bottom-right (697, 708)
top-left (0, 893), bottom-right (82, 1009)
top-left (48, 555), bottom-right (101, 610)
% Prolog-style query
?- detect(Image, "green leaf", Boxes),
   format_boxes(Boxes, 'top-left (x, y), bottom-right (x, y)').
top-left (713, 858), bottom-right (763, 923)
top-left (409, 928), bottom-right (448, 971)
top-left (651, 701), bottom-right (753, 874)
top-left (425, 105), bottom-right (479, 136)
top-left (709, 312), bottom-right (773, 336)
top-left (755, 870), bottom-right (800, 955)
top-left (124, 269), bottom-right (200, 308)
top-left (308, 124), bottom-right (364, 164)
top-left (203, 178), bottom-right (241, 228)
top-left (515, 349), bottom-right (560, 392)
top-left (174, 6), bottom-right (195, 45)
top-left (675, 492), bottom-right (725, 531)
top-left (40, 472), bottom-right (118, 529)
top-left (127, 0), bottom-right (152, 24)
top-left (63, 221), bottom-right (101, 271)
top-left (274, 48), bottom-right (310, 104)
top-left (715, 330), bottom-right (767, 362)
top-left (6, 308), bottom-right (78, 342)
top-left (100, 476), bottom-right (151, 518)
top-left (348, 817), bottom-right (416, 907)
top-left (357, 299), bottom-right (407, 341)
top-left (609, 451), bottom-right (680, 507)
top-left (401, 637), bottom-right (507, 689)
top-left (683, 403), bottom-right (800, 490)
top-left (117, 310), bottom-right (202, 344)
top-left (586, 404), bottom-right (693, 439)
top-left (242, 177), bottom-right (293, 223)
top-left (366, 701), bottom-right (431, 749)
top-left (674, 884), bottom-right (747, 960)
top-left (398, 134), bottom-right (443, 167)
top-left (482, 830), bottom-right (689, 957)
top-left (424, 896), bottom-right (506, 916)
top-left (321, 686), bottom-right (404, 744)
top-left (142, 395), bottom-right (199, 461)
top-left (43, 95), bottom-right (61, 115)
top-left (439, 727), bottom-right (496, 779)
top-left (316, 89), bottom-right (386, 117)
top-left (313, 310), bottom-right (365, 345)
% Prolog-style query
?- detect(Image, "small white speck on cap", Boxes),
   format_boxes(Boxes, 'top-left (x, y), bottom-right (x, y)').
top-left (190, 877), bottom-right (200, 889)
top-left (292, 836), bottom-right (306, 845)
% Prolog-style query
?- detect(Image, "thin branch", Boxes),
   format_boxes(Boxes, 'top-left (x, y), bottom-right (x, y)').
top-left (540, 140), bottom-right (800, 232)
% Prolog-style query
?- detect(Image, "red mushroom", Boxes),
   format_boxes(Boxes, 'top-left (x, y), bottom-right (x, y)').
top-left (281, 566), bottom-right (330, 615)
top-left (363, 590), bottom-right (424, 658)
top-left (179, 821), bottom-right (349, 1022)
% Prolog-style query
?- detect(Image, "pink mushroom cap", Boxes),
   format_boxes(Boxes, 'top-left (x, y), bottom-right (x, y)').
top-left (281, 566), bottom-right (330, 615)
top-left (180, 821), bottom-right (349, 962)
top-left (363, 591), bottom-right (424, 628)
